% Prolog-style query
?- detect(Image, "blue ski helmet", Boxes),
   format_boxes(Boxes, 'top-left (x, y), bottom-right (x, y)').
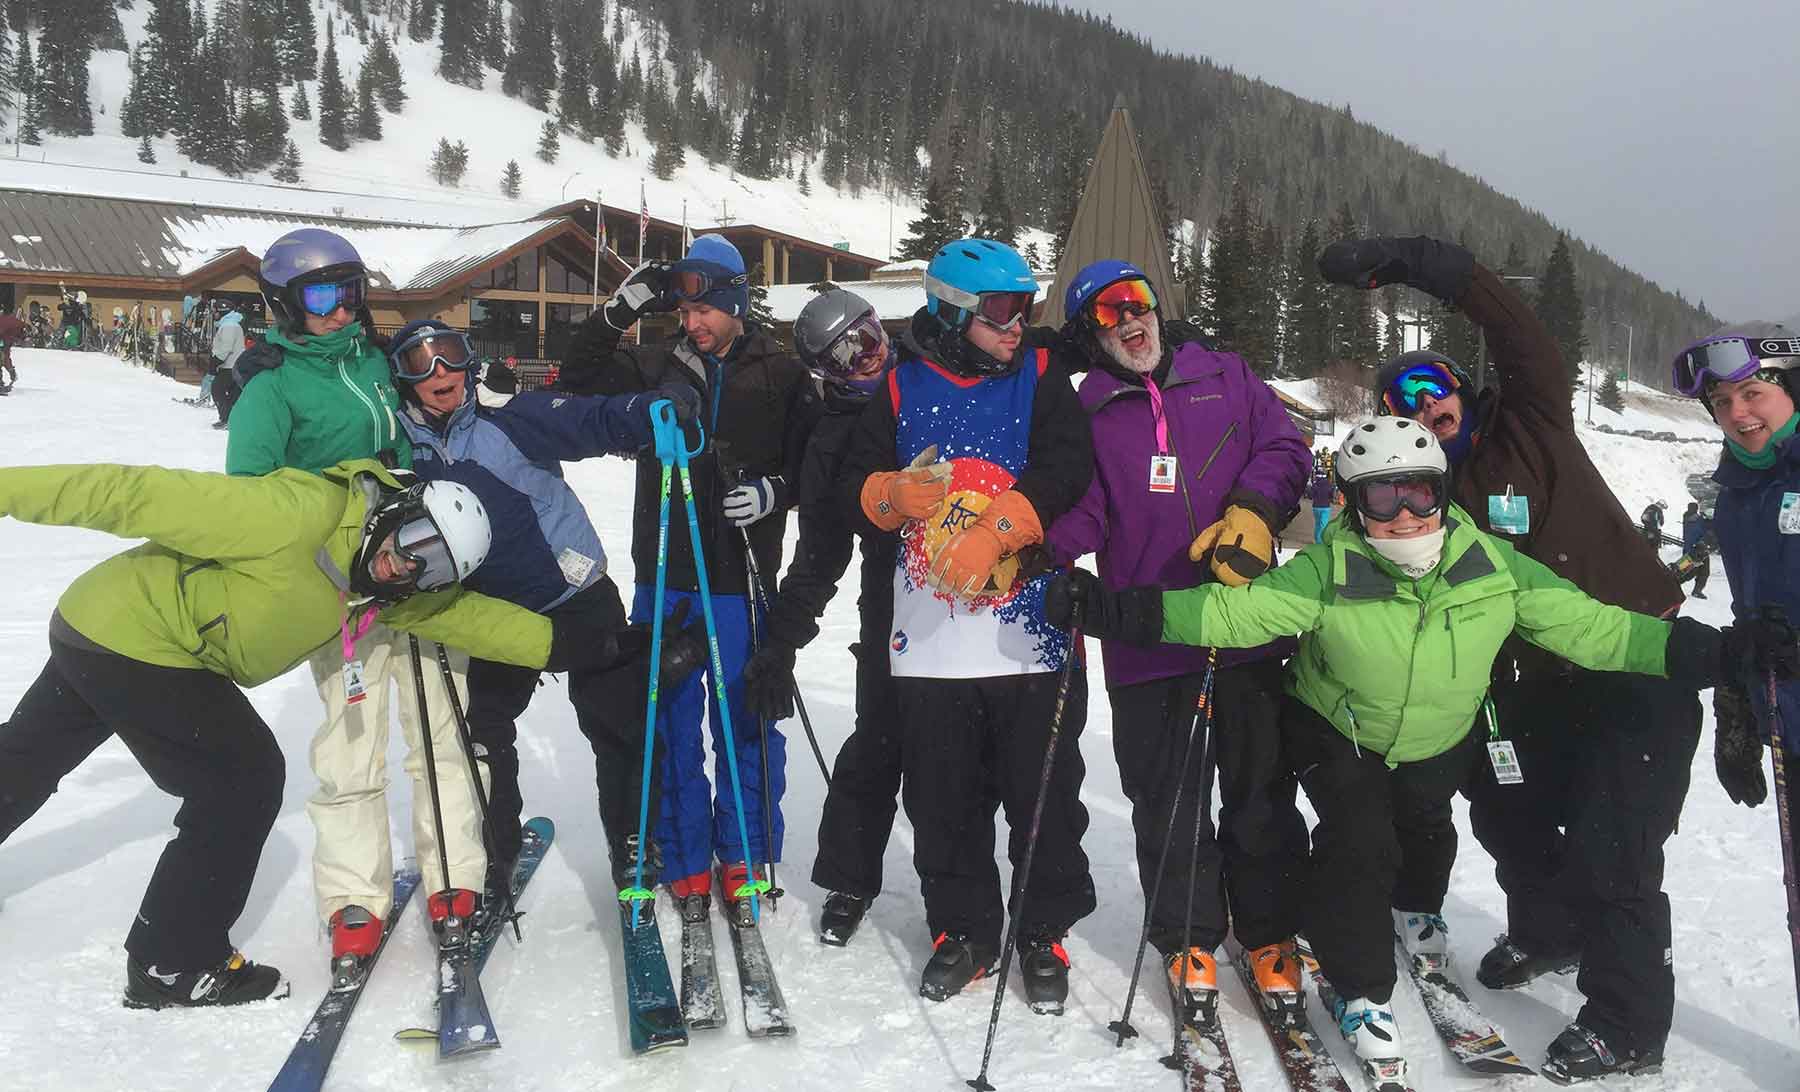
top-left (923, 238), bottom-right (1037, 329)
top-left (259, 228), bottom-right (369, 334)
top-left (1064, 259), bottom-right (1149, 322)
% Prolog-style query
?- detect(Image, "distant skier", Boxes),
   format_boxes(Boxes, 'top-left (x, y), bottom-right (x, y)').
top-left (1640, 499), bottom-right (1667, 544)
top-left (558, 234), bottom-right (813, 926)
top-left (1320, 235), bottom-right (1702, 1081)
top-left (1047, 417), bottom-right (1794, 1090)
top-left (838, 238), bottom-right (1097, 1012)
top-left (1679, 500), bottom-right (1711, 597)
top-left (1309, 451), bottom-right (1337, 542)
top-left (0, 310), bottom-right (24, 391)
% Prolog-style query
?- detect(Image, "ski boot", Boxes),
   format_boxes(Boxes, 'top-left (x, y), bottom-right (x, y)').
top-left (718, 861), bottom-right (772, 928)
top-left (1244, 939), bottom-right (1305, 1025)
top-left (919, 932), bottom-right (997, 1002)
top-left (1476, 933), bottom-right (1580, 990)
top-left (1020, 933), bottom-right (1072, 1016)
top-left (428, 888), bottom-right (479, 951)
top-left (1332, 993), bottom-right (1408, 1092)
top-left (327, 905), bottom-right (381, 990)
top-left (1393, 908), bottom-right (1450, 974)
top-left (818, 891), bottom-right (871, 947)
top-left (1166, 945), bottom-right (1219, 1027)
top-left (1540, 1022), bottom-right (1663, 1085)
top-left (125, 951), bottom-right (288, 1010)
top-left (613, 835), bottom-right (662, 895)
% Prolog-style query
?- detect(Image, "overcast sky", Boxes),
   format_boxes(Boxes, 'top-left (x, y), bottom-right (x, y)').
top-left (1066, 0), bottom-right (1798, 321)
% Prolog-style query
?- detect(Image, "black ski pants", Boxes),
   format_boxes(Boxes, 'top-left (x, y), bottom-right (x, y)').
top-left (810, 636), bottom-right (901, 898)
top-left (465, 576), bottom-right (656, 879)
top-left (1109, 658), bottom-right (1306, 956)
top-left (0, 640), bottom-right (282, 970)
top-left (1468, 670), bottom-right (1699, 1057)
top-left (897, 670), bottom-right (1094, 953)
top-left (212, 365), bottom-right (241, 426)
top-left (1286, 696), bottom-right (1486, 1004)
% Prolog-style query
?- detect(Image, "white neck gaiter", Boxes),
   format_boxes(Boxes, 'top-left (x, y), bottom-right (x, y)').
top-left (1367, 528), bottom-right (1446, 579)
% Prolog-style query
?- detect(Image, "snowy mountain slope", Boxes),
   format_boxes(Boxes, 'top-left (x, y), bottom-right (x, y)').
top-left (0, 350), bottom-right (1795, 1092)
top-left (43, 2), bottom-right (921, 258)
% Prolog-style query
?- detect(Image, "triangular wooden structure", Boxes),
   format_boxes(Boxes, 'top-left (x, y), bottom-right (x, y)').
top-left (1045, 102), bottom-right (1183, 326)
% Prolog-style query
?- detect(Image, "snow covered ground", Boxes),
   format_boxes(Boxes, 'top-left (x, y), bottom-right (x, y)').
top-left (0, 349), bottom-right (1795, 1092)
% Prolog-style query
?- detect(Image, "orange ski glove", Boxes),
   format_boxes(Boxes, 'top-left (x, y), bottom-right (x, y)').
top-left (1188, 495), bottom-right (1279, 587)
top-left (860, 445), bottom-right (953, 531)
top-left (928, 490), bottom-right (1042, 599)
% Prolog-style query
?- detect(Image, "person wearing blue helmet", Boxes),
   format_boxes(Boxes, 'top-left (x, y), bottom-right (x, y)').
top-left (1046, 258), bottom-right (1313, 1024)
top-left (838, 237), bottom-right (1096, 1010)
top-left (558, 233), bottom-right (814, 932)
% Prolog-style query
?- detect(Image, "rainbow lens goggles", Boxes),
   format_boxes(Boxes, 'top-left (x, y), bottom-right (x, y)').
top-left (297, 275), bottom-right (367, 318)
top-left (1086, 278), bottom-right (1158, 329)
top-left (1381, 361), bottom-right (1461, 416)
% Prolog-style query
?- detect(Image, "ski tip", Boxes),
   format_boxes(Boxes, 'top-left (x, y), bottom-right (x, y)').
top-left (393, 1027), bottom-right (437, 1042)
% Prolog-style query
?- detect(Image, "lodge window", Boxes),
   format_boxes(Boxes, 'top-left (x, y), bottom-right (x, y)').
top-left (471, 248), bottom-right (540, 291)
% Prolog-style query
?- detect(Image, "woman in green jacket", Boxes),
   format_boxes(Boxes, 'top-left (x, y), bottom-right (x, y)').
top-left (1047, 417), bottom-right (1788, 1090)
top-left (0, 458), bottom-right (626, 1011)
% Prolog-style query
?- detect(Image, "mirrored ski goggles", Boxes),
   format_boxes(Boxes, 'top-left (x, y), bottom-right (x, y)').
top-left (391, 328), bottom-right (477, 381)
top-left (296, 275), bottom-right (367, 317)
top-left (1086, 278), bottom-right (1158, 329)
top-left (970, 291), bottom-right (1035, 333)
top-left (1353, 472), bottom-right (1446, 523)
top-left (1670, 334), bottom-right (1800, 396)
top-left (823, 314), bottom-right (889, 377)
top-left (1381, 361), bottom-right (1461, 416)
top-left (392, 510), bottom-right (461, 592)
top-left (669, 266), bottom-right (749, 302)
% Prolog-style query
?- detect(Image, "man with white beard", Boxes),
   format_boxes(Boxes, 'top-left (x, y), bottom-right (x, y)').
top-left (1044, 261), bottom-right (1313, 1027)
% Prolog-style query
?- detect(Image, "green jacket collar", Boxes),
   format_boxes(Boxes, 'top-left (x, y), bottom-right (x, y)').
top-left (267, 322), bottom-right (371, 367)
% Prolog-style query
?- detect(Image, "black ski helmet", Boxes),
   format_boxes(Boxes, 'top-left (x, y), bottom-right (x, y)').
top-left (1372, 350), bottom-right (1475, 417)
top-left (259, 228), bottom-right (369, 335)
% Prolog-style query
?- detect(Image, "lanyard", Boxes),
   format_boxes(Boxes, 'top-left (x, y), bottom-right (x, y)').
top-left (1144, 375), bottom-right (1170, 455)
top-left (341, 597), bottom-right (378, 660)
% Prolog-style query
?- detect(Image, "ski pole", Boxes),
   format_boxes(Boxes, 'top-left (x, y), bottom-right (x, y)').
top-left (1108, 650), bottom-right (1213, 1046)
top-left (737, 523), bottom-right (784, 909)
top-left (1161, 653), bottom-right (1219, 1074)
top-left (621, 406), bottom-right (678, 930)
top-left (658, 405), bottom-right (771, 921)
top-left (408, 636), bottom-right (455, 904)
top-left (1761, 605), bottom-right (1800, 1021)
top-left (739, 518), bottom-right (832, 786)
top-left (435, 642), bottom-right (523, 942)
top-left (966, 619), bottom-right (1085, 1092)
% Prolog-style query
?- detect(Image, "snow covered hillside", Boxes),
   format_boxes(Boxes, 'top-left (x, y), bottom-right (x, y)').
top-left (0, 350), bottom-right (1795, 1092)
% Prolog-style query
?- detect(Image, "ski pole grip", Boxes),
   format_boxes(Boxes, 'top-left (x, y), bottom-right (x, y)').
top-left (650, 400), bottom-right (679, 463)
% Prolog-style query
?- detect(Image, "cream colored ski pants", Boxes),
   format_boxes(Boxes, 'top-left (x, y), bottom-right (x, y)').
top-left (306, 625), bottom-right (481, 921)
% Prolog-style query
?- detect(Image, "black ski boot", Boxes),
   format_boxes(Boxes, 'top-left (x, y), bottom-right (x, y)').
top-left (1540, 1022), bottom-right (1663, 1084)
top-left (1476, 933), bottom-right (1580, 990)
top-left (1019, 933), bottom-right (1070, 1015)
top-left (125, 951), bottom-right (289, 1010)
top-left (612, 834), bottom-right (662, 894)
top-left (919, 932), bottom-right (996, 1001)
top-left (818, 891), bottom-right (870, 947)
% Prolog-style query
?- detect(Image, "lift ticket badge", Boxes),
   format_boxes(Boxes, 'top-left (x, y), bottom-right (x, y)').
top-left (1781, 493), bottom-right (1800, 535)
top-left (1149, 455), bottom-right (1178, 494)
top-left (1486, 739), bottom-right (1524, 785)
top-left (343, 659), bottom-right (368, 706)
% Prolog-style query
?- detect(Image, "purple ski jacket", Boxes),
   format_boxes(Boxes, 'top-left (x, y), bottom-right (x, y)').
top-left (1047, 335), bottom-right (1311, 689)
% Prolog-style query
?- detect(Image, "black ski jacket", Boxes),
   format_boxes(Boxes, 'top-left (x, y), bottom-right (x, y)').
top-left (556, 314), bottom-right (814, 597)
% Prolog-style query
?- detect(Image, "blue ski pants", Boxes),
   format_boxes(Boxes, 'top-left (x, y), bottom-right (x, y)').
top-left (632, 585), bottom-right (785, 883)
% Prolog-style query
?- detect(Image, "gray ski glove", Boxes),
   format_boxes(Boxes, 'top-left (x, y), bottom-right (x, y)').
top-left (603, 259), bottom-right (676, 332)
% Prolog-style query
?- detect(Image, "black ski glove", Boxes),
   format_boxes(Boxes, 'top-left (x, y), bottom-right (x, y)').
top-left (1317, 235), bottom-right (1476, 306)
top-left (743, 641), bottom-right (798, 723)
top-left (651, 600), bottom-right (710, 690)
top-left (603, 259), bottom-right (676, 332)
top-left (545, 608), bottom-right (622, 673)
top-left (1713, 682), bottom-right (1769, 808)
top-left (1044, 568), bottom-right (1164, 647)
top-left (1665, 614), bottom-right (1800, 691)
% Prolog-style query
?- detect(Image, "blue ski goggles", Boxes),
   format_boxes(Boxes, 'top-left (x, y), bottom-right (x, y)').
top-left (390, 327), bottom-right (477, 382)
top-left (1381, 361), bottom-right (1461, 416)
top-left (297, 275), bottom-right (368, 318)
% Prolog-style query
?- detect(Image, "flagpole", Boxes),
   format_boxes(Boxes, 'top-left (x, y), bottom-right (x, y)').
top-left (636, 181), bottom-right (647, 346)
top-left (590, 193), bottom-right (602, 316)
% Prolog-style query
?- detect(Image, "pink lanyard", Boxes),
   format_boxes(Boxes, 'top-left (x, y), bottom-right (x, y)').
top-left (341, 598), bottom-right (378, 660)
top-left (1144, 376), bottom-right (1170, 455)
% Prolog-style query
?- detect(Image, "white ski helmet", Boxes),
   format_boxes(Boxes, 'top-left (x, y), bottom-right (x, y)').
top-left (351, 479), bottom-right (491, 601)
top-left (415, 480), bottom-right (492, 587)
top-left (1335, 417), bottom-right (1448, 486)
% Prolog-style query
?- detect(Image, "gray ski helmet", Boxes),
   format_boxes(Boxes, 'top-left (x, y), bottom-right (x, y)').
top-left (795, 289), bottom-right (880, 370)
top-left (259, 228), bottom-right (368, 334)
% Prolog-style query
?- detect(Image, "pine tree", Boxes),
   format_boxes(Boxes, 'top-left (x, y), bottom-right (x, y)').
top-left (355, 66), bottom-right (383, 141)
top-left (747, 263), bottom-right (776, 329)
top-left (273, 139), bottom-right (302, 182)
top-left (500, 158), bottom-right (522, 197)
top-left (406, 0), bottom-right (437, 44)
top-left (649, 111), bottom-right (685, 180)
top-left (972, 157), bottom-right (1019, 247)
top-left (1285, 217), bottom-right (1332, 377)
top-left (1323, 201), bottom-right (1379, 364)
top-left (438, 0), bottom-right (483, 89)
top-left (536, 117), bottom-right (559, 162)
top-left (279, 0), bottom-right (317, 83)
top-left (368, 32), bottom-right (406, 112)
top-left (120, 44), bottom-right (146, 139)
top-left (1535, 233), bottom-right (1587, 389)
top-left (15, 30), bottom-right (38, 145)
top-left (135, 0), bottom-right (191, 137)
top-left (0, 8), bottom-right (11, 131)
top-left (796, 155), bottom-right (811, 196)
top-left (1598, 369), bottom-right (1624, 413)
top-left (896, 175), bottom-right (967, 261)
top-left (291, 81), bottom-right (310, 120)
top-left (317, 32), bottom-right (351, 150)
top-left (450, 140), bottom-right (470, 183)
top-left (37, 14), bottom-right (97, 135)
top-left (591, 43), bottom-right (624, 155)
top-left (1380, 284), bottom-right (1404, 359)
top-left (137, 133), bottom-right (156, 163)
top-left (508, 0), bottom-right (557, 110)
top-left (483, 0), bottom-right (507, 70)
top-left (430, 137), bottom-right (456, 183)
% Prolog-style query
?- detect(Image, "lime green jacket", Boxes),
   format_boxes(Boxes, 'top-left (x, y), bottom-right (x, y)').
top-left (0, 459), bottom-right (551, 686)
top-left (225, 323), bottom-right (411, 477)
top-left (1160, 506), bottom-right (1671, 765)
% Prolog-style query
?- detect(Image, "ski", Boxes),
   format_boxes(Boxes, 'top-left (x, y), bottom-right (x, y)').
top-left (723, 899), bottom-right (794, 1037)
top-left (1161, 988), bottom-right (1241, 1092)
top-left (1312, 973), bottom-right (1416, 1092)
top-left (434, 926), bottom-right (499, 1058)
top-left (1393, 939), bottom-right (1534, 1076)
top-left (1227, 943), bottom-right (1353, 1092)
top-left (267, 870), bottom-right (421, 1092)
top-left (618, 896), bottom-right (688, 1053)
top-left (393, 817), bottom-right (554, 1043)
top-left (676, 893), bottom-right (727, 1030)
